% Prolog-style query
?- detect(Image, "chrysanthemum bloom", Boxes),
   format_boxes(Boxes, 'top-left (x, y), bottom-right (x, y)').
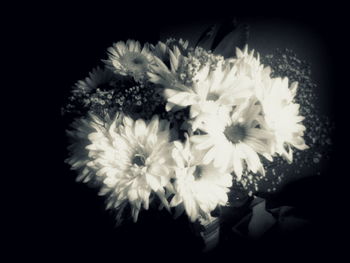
top-left (151, 38), bottom-right (189, 64)
top-left (148, 46), bottom-right (253, 118)
top-left (65, 67), bottom-right (118, 114)
top-left (67, 113), bottom-right (175, 222)
top-left (257, 77), bottom-right (308, 162)
top-left (190, 98), bottom-right (274, 180)
top-left (73, 66), bottom-right (117, 94)
top-left (170, 136), bottom-right (232, 222)
top-left (106, 40), bottom-right (154, 82)
top-left (66, 113), bottom-right (114, 183)
top-left (228, 46), bottom-right (266, 81)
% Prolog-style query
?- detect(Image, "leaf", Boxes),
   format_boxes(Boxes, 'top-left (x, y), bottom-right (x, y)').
top-left (247, 198), bottom-right (276, 239)
top-left (195, 23), bottom-right (218, 50)
top-left (195, 18), bottom-right (250, 58)
top-left (213, 22), bottom-right (249, 58)
top-left (211, 18), bottom-right (239, 50)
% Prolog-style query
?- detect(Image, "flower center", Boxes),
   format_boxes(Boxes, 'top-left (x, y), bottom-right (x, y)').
top-left (132, 57), bottom-right (144, 65)
top-left (132, 154), bottom-right (146, 166)
top-left (206, 92), bottom-right (219, 101)
top-left (193, 165), bottom-right (203, 180)
top-left (98, 80), bottom-right (117, 91)
top-left (224, 124), bottom-right (247, 144)
top-left (121, 53), bottom-right (149, 74)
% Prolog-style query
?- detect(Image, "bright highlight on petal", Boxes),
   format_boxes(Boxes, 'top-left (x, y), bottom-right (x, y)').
top-left (170, 136), bottom-right (232, 222)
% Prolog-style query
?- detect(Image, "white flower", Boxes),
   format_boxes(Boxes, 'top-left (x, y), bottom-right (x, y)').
top-left (149, 47), bottom-right (253, 117)
top-left (228, 46), bottom-right (265, 80)
top-left (257, 77), bottom-right (308, 162)
top-left (106, 40), bottom-right (154, 81)
top-left (67, 113), bottom-right (174, 222)
top-left (66, 113), bottom-right (118, 183)
top-left (229, 46), bottom-right (308, 163)
top-left (170, 136), bottom-right (232, 222)
top-left (73, 66), bottom-right (116, 94)
top-left (152, 38), bottom-right (189, 62)
top-left (190, 98), bottom-right (273, 179)
top-left (148, 45), bottom-right (184, 91)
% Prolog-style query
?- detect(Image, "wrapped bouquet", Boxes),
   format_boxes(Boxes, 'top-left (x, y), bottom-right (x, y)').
top-left (62, 25), bottom-right (332, 251)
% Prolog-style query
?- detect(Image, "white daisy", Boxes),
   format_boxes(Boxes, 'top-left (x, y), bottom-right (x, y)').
top-left (73, 66), bottom-right (117, 95)
top-left (67, 113), bottom-right (174, 222)
top-left (106, 39), bottom-right (154, 81)
top-left (170, 136), bottom-right (232, 222)
top-left (189, 61), bottom-right (255, 119)
top-left (257, 77), bottom-right (308, 162)
top-left (190, 98), bottom-right (274, 180)
top-left (66, 112), bottom-right (119, 183)
top-left (229, 46), bottom-right (308, 162)
top-left (228, 46), bottom-right (266, 81)
top-left (227, 46), bottom-right (273, 98)
top-left (149, 47), bottom-right (253, 117)
top-left (152, 38), bottom-right (189, 63)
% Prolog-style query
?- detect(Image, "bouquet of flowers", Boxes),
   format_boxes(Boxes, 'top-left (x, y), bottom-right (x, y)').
top-left (62, 24), bottom-right (332, 250)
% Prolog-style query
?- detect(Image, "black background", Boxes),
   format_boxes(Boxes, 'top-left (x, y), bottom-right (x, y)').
top-left (7, 1), bottom-right (346, 262)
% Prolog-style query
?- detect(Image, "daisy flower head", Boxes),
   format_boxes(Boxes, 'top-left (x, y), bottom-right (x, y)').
top-left (170, 135), bottom-right (232, 222)
top-left (63, 66), bottom-right (118, 115)
top-left (229, 46), bottom-right (265, 80)
top-left (188, 60), bottom-right (254, 119)
top-left (258, 77), bottom-right (308, 162)
top-left (149, 46), bottom-right (253, 117)
top-left (165, 38), bottom-right (189, 52)
top-left (190, 98), bottom-right (274, 180)
top-left (91, 116), bottom-right (172, 221)
top-left (227, 46), bottom-right (273, 93)
top-left (66, 112), bottom-right (122, 183)
top-left (73, 66), bottom-right (117, 94)
top-left (152, 38), bottom-right (189, 63)
top-left (106, 40), bottom-right (154, 82)
top-left (68, 113), bottom-right (175, 222)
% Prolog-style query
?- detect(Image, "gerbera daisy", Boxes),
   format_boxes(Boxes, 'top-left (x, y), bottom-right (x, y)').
top-left (105, 39), bottom-right (154, 81)
top-left (73, 66), bottom-right (117, 94)
top-left (67, 113), bottom-right (175, 222)
top-left (65, 115), bottom-right (105, 183)
top-left (61, 66), bottom-right (122, 117)
top-left (66, 112), bottom-right (115, 183)
top-left (257, 77), bottom-right (308, 162)
top-left (149, 46), bottom-right (253, 117)
top-left (190, 98), bottom-right (274, 180)
top-left (152, 38), bottom-right (189, 63)
top-left (228, 46), bottom-right (265, 80)
top-left (170, 135), bottom-right (232, 222)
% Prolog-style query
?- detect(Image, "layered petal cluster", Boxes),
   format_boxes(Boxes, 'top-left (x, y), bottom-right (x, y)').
top-left (66, 39), bottom-right (310, 225)
top-left (170, 136), bottom-right (232, 221)
top-left (190, 98), bottom-right (273, 179)
top-left (66, 113), bottom-right (114, 183)
top-left (73, 66), bottom-right (116, 94)
top-left (148, 46), bottom-right (253, 118)
top-left (106, 40), bottom-right (154, 81)
top-left (66, 113), bottom-right (174, 222)
top-left (149, 44), bottom-right (308, 180)
top-left (256, 77), bottom-right (309, 162)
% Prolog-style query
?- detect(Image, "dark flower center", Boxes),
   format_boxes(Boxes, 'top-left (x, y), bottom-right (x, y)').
top-left (224, 124), bottom-right (247, 144)
top-left (193, 165), bottom-right (203, 180)
top-left (206, 92), bottom-right (219, 101)
top-left (132, 154), bottom-right (146, 166)
top-left (132, 57), bottom-right (144, 65)
top-left (98, 81), bottom-right (116, 91)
